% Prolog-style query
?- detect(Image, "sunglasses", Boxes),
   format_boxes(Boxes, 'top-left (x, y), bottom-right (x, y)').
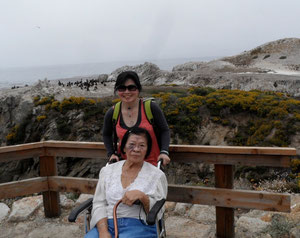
top-left (117, 85), bottom-right (138, 92)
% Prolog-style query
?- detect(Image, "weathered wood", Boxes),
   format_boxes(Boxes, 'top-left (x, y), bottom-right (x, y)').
top-left (43, 140), bottom-right (106, 149)
top-left (170, 144), bottom-right (296, 155)
top-left (0, 141), bottom-right (43, 153)
top-left (0, 177), bottom-right (48, 199)
top-left (170, 153), bottom-right (291, 167)
top-left (167, 184), bottom-right (290, 212)
top-left (44, 147), bottom-right (107, 159)
top-left (46, 177), bottom-right (291, 212)
top-left (0, 148), bottom-right (43, 163)
top-left (40, 156), bottom-right (61, 218)
top-left (215, 164), bottom-right (234, 238)
top-left (0, 142), bottom-right (295, 166)
top-left (48, 176), bottom-right (98, 194)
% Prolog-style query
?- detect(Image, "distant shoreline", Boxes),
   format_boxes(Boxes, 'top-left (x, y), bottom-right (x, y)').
top-left (0, 57), bottom-right (215, 89)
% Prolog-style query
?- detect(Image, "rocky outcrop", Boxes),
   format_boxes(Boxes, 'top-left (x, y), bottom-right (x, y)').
top-left (222, 38), bottom-right (300, 72)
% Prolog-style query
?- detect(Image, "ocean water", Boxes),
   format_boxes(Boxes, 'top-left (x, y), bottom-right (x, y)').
top-left (0, 57), bottom-right (214, 89)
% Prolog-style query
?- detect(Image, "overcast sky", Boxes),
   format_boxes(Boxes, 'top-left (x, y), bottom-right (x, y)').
top-left (1, 0), bottom-right (300, 68)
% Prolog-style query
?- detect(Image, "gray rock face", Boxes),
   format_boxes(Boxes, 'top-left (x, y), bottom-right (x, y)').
top-left (235, 216), bottom-right (269, 238)
top-left (107, 62), bottom-right (161, 85)
top-left (172, 61), bottom-right (205, 71)
top-left (187, 205), bottom-right (215, 224)
top-left (0, 203), bottom-right (10, 222)
top-left (165, 216), bottom-right (214, 238)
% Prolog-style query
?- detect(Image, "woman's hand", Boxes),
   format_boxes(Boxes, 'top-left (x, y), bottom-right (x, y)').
top-left (122, 190), bottom-right (150, 212)
top-left (158, 153), bottom-right (170, 166)
top-left (122, 190), bottom-right (144, 206)
top-left (109, 154), bottom-right (120, 163)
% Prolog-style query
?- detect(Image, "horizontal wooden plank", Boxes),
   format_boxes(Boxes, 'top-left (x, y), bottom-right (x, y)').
top-left (170, 152), bottom-right (291, 167)
top-left (0, 141), bottom-right (296, 166)
top-left (0, 147), bottom-right (43, 163)
top-left (1, 141), bottom-right (296, 156)
top-left (48, 176), bottom-right (98, 194)
top-left (167, 184), bottom-right (291, 212)
top-left (44, 147), bottom-right (107, 159)
top-left (0, 142), bottom-right (43, 153)
top-left (0, 177), bottom-right (48, 199)
top-left (170, 144), bottom-right (297, 156)
top-left (43, 141), bottom-right (106, 149)
top-left (47, 177), bottom-right (291, 212)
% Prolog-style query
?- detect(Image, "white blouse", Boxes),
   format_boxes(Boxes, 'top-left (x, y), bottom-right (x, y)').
top-left (90, 160), bottom-right (168, 229)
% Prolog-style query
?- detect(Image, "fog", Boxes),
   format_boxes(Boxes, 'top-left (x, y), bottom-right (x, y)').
top-left (1, 0), bottom-right (300, 68)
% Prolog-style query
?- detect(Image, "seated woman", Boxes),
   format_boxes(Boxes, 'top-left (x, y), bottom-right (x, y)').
top-left (85, 127), bottom-right (168, 238)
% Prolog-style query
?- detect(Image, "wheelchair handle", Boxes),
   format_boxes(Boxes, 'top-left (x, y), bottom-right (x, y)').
top-left (157, 158), bottom-right (165, 171)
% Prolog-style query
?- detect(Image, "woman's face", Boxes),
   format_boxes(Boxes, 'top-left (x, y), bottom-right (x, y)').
top-left (124, 134), bottom-right (148, 164)
top-left (117, 79), bottom-right (139, 103)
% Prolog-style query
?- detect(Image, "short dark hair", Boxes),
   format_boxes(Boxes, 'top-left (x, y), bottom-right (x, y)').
top-left (120, 127), bottom-right (152, 159)
top-left (114, 71), bottom-right (142, 93)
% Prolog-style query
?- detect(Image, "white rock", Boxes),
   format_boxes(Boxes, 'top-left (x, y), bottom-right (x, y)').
top-left (8, 196), bottom-right (43, 222)
top-left (60, 194), bottom-right (75, 209)
top-left (0, 203), bottom-right (10, 222)
top-left (187, 204), bottom-right (215, 224)
top-left (173, 202), bottom-right (193, 216)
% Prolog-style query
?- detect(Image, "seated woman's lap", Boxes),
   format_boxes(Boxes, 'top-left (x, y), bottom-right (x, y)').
top-left (84, 218), bottom-right (157, 238)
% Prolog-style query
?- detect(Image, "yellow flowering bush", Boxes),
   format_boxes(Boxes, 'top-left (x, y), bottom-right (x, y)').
top-left (37, 115), bottom-right (47, 122)
top-left (6, 125), bottom-right (19, 143)
top-left (51, 101), bottom-right (60, 111)
top-left (35, 96), bottom-right (54, 106)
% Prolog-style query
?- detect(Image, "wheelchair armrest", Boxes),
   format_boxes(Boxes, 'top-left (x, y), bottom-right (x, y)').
top-left (146, 198), bottom-right (166, 225)
top-left (68, 198), bottom-right (93, 222)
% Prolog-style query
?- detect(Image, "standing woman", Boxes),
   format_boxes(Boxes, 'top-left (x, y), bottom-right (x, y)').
top-left (103, 71), bottom-right (170, 166)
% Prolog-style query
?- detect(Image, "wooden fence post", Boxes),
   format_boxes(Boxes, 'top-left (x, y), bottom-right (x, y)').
top-left (40, 155), bottom-right (61, 217)
top-left (215, 164), bottom-right (234, 238)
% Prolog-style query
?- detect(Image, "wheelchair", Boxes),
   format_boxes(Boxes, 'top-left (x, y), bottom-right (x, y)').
top-left (68, 160), bottom-right (167, 238)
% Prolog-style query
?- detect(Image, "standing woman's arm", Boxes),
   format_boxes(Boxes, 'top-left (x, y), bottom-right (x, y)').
top-left (151, 102), bottom-right (171, 164)
top-left (102, 107), bottom-right (115, 158)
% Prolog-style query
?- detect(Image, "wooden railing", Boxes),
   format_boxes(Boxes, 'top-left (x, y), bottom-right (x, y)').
top-left (0, 141), bottom-right (296, 238)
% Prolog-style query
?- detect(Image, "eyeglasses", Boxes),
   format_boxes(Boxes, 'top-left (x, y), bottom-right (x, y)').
top-left (117, 85), bottom-right (138, 92)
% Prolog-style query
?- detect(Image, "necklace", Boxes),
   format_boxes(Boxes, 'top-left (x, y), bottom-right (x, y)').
top-left (128, 107), bottom-right (132, 117)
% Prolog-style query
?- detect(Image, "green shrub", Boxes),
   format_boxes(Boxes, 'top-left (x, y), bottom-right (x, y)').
top-left (188, 87), bottom-right (216, 96)
top-left (263, 214), bottom-right (295, 237)
top-left (56, 117), bottom-right (71, 136)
